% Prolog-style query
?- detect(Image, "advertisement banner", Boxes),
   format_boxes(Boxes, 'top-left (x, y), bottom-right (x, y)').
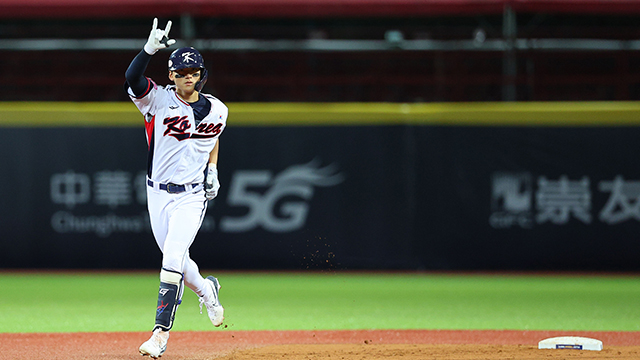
top-left (2, 125), bottom-right (640, 270)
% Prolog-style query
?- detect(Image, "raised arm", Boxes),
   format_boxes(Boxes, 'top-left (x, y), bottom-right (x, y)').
top-left (124, 18), bottom-right (176, 97)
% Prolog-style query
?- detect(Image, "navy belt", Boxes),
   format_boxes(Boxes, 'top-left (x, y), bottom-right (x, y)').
top-left (147, 179), bottom-right (199, 194)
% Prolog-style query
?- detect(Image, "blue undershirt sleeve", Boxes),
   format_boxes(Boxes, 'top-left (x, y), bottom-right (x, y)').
top-left (125, 50), bottom-right (153, 97)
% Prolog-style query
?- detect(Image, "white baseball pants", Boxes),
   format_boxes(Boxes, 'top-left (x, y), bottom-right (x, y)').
top-left (146, 183), bottom-right (210, 297)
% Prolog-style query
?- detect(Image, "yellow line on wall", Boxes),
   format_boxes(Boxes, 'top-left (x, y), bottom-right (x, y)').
top-left (1, 101), bottom-right (640, 127)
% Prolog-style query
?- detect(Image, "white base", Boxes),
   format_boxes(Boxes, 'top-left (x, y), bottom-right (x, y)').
top-left (538, 336), bottom-right (603, 351)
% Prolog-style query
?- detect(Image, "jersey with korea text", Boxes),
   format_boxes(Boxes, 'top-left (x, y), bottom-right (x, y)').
top-left (127, 79), bottom-right (228, 185)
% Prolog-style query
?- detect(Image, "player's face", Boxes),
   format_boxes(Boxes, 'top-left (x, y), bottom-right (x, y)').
top-left (169, 68), bottom-right (201, 91)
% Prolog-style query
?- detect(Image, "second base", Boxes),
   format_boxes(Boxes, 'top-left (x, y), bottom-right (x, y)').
top-left (538, 336), bottom-right (603, 351)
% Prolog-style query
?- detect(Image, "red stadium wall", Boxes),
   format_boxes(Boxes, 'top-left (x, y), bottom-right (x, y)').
top-left (1, 0), bottom-right (640, 18)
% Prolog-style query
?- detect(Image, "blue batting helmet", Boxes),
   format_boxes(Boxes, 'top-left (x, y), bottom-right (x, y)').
top-left (168, 47), bottom-right (208, 91)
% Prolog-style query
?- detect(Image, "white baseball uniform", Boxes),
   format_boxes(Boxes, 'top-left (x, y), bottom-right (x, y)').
top-left (127, 79), bottom-right (227, 295)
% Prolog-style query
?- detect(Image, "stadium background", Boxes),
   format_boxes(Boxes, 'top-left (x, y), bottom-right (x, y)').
top-left (2, 0), bottom-right (640, 272)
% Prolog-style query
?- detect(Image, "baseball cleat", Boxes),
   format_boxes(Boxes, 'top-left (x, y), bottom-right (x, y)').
top-left (139, 328), bottom-right (169, 358)
top-left (199, 276), bottom-right (224, 327)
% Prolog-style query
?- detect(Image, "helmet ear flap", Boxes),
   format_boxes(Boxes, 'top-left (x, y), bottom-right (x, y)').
top-left (196, 68), bottom-right (208, 92)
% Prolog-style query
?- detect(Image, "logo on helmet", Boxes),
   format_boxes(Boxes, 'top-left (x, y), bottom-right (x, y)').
top-left (168, 47), bottom-right (204, 71)
top-left (182, 52), bottom-right (195, 63)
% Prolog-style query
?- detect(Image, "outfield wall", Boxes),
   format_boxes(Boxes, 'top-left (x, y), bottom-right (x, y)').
top-left (2, 102), bottom-right (640, 271)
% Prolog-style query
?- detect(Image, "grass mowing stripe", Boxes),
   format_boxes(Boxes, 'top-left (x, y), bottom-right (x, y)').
top-left (0, 272), bottom-right (639, 333)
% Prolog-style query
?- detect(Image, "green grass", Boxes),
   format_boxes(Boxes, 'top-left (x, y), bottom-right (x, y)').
top-left (1, 271), bottom-right (639, 333)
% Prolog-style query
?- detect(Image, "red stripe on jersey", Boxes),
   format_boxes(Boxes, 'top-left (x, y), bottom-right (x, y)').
top-left (132, 77), bottom-right (155, 99)
top-left (174, 91), bottom-right (190, 106)
top-left (145, 114), bottom-right (155, 149)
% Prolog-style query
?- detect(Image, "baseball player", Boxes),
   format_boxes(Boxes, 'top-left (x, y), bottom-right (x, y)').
top-left (124, 18), bottom-right (227, 358)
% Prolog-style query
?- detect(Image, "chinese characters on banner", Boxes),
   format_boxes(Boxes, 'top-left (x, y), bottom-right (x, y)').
top-left (491, 173), bottom-right (640, 229)
top-left (51, 170), bottom-right (145, 209)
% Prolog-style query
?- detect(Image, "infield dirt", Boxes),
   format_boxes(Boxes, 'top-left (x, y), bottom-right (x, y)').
top-left (2, 329), bottom-right (639, 359)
